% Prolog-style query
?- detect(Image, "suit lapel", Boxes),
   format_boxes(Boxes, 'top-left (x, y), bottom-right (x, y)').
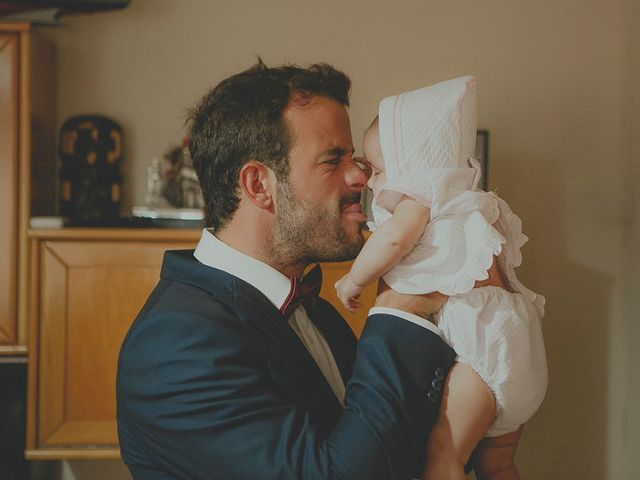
top-left (161, 250), bottom-right (342, 409)
top-left (231, 276), bottom-right (315, 363)
top-left (230, 278), bottom-right (344, 417)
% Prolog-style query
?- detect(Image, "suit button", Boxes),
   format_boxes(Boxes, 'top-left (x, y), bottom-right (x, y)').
top-left (435, 367), bottom-right (445, 380)
top-left (432, 378), bottom-right (443, 392)
top-left (427, 390), bottom-right (439, 402)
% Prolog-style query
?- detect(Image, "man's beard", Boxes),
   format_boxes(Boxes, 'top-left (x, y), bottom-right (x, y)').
top-left (270, 180), bottom-right (365, 269)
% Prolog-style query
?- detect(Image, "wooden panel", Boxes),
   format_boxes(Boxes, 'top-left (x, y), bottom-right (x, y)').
top-left (319, 260), bottom-right (377, 337)
top-left (36, 240), bottom-right (193, 448)
top-left (0, 33), bottom-right (19, 346)
top-left (0, 24), bottom-right (54, 354)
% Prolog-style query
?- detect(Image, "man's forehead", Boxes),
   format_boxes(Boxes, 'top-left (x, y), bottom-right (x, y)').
top-left (284, 97), bottom-right (352, 145)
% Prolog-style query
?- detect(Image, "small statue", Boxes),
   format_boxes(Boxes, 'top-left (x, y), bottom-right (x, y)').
top-left (144, 156), bottom-right (169, 208)
top-left (159, 138), bottom-right (204, 209)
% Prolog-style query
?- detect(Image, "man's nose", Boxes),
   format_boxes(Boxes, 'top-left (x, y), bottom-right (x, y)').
top-left (345, 157), bottom-right (370, 190)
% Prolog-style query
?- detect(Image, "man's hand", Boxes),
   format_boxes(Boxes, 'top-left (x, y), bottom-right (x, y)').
top-left (374, 280), bottom-right (448, 320)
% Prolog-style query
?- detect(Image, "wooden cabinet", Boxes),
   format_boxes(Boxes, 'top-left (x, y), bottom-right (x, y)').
top-left (26, 229), bottom-right (200, 459)
top-left (0, 24), bottom-right (55, 355)
top-left (318, 258), bottom-right (377, 337)
top-left (25, 228), bottom-right (376, 458)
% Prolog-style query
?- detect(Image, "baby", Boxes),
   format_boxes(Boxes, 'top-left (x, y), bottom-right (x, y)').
top-left (335, 77), bottom-right (547, 479)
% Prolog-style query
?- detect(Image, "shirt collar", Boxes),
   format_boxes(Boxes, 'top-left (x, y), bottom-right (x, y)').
top-left (193, 228), bottom-right (291, 310)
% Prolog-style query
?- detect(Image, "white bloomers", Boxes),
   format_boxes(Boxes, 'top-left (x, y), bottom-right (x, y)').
top-left (435, 286), bottom-right (548, 437)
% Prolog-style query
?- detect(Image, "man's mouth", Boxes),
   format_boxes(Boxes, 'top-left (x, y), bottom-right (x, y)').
top-left (340, 197), bottom-right (367, 223)
top-left (342, 203), bottom-right (363, 214)
top-left (340, 193), bottom-right (362, 210)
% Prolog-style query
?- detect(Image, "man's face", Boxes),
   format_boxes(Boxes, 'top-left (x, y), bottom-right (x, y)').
top-left (270, 96), bottom-right (369, 266)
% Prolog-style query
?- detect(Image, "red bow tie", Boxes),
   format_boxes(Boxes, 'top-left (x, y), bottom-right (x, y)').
top-left (279, 264), bottom-right (322, 319)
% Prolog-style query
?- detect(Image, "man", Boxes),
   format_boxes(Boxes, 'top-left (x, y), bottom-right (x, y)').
top-left (116, 61), bottom-right (457, 479)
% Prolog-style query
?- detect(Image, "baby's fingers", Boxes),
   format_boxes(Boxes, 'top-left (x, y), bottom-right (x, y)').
top-left (349, 299), bottom-right (363, 311)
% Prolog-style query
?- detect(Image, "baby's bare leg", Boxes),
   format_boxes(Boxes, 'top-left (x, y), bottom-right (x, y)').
top-left (422, 362), bottom-right (496, 480)
top-left (472, 427), bottom-right (523, 480)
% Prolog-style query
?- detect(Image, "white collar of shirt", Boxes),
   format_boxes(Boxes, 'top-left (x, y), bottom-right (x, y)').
top-left (369, 307), bottom-right (444, 340)
top-left (193, 228), bottom-right (291, 310)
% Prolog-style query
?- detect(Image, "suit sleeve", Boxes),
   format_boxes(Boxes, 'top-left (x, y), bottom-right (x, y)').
top-left (117, 308), bottom-right (456, 480)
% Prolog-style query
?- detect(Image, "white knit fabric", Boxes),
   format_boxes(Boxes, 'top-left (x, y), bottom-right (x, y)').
top-left (371, 76), bottom-right (548, 434)
top-left (436, 286), bottom-right (548, 436)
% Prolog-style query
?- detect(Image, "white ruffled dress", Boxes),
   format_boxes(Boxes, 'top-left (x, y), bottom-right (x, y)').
top-left (372, 77), bottom-right (548, 436)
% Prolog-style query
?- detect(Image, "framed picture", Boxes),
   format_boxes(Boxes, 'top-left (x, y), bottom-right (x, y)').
top-left (475, 129), bottom-right (489, 191)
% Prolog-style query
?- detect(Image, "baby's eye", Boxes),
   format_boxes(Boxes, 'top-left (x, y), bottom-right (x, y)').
top-left (354, 159), bottom-right (371, 172)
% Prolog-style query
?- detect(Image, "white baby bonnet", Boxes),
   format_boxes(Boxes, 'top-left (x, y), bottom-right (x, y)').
top-left (371, 76), bottom-right (545, 316)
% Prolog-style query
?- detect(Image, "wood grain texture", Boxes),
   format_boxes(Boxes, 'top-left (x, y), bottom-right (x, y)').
top-left (0, 23), bottom-right (55, 354)
top-left (0, 32), bottom-right (19, 346)
top-left (318, 260), bottom-right (377, 338)
top-left (34, 240), bottom-right (194, 449)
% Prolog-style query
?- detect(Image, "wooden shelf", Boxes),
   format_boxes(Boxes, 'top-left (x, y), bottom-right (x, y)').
top-left (27, 227), bottom-right (201, 241)
top-left (26, 448), bottom-right (120, 460)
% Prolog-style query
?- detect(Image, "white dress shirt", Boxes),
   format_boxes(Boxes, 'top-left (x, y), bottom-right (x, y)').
top-left (193, 229), bottom-right (444, 406)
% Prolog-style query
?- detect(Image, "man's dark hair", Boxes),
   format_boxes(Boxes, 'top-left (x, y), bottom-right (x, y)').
top-left (187, 59), bottom-right (351, 230)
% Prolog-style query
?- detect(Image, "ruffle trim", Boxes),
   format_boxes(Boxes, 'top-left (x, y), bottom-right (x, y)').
top-left (381, 208), bottom-right (505, 296)
top-left (374, 190), bottom-right (545, 312)
top-left (373, 163), bottom-right (481, 217)
top-left (493, 197), bottom-right (546, 317)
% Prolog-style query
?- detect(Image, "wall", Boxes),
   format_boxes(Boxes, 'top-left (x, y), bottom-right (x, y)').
top-left (38, 0), bottom-right (638, 478)
top-left (621, 0), bottom-right (640, 479)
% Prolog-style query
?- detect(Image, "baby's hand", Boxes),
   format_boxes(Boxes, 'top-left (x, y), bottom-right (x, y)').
top-left (335, 275), bottom-right (365, 313)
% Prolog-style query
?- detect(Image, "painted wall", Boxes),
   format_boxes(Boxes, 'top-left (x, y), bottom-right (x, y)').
top-left (38, 0), bottom-right (638, 478)
top-left (621, 0), bottom-right (640, 479)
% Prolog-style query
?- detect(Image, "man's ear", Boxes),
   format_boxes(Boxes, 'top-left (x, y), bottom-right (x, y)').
top-left (238, 160), bottom-right (276, 211)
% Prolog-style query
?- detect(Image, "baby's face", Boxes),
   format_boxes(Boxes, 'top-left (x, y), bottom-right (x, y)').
top-left (363, 123), bottom-right (386, 196)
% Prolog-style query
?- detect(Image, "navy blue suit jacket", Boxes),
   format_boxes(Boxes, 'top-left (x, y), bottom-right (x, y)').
top-left (116, 250), bottom-right (456, 479)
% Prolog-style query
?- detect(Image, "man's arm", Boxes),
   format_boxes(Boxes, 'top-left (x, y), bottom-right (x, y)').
top-left (117, 286), bottom-right (455, 479)
top-left (374, 278), bottom-right (448, 318)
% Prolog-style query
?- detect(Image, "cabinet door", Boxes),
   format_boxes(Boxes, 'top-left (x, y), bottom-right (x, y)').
top-left (0, 33), bottom-right (19, 347)
top-left (318, 260), bottom-right (377, 337)
top-left (35, 240), bottom-right (192, 450)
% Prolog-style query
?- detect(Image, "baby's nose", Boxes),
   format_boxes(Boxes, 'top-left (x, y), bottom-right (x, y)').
top-left (366, 175), bottom-right (375, 190)
top-left (354, 156), bottom-right (372, 178)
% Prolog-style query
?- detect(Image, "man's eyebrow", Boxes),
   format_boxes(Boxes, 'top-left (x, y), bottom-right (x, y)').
top-left (320, 147), bottom-right (356, 157)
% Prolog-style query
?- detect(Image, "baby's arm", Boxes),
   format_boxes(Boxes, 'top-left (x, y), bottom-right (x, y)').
top-left (335, 197), bottom-right (430, 311)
